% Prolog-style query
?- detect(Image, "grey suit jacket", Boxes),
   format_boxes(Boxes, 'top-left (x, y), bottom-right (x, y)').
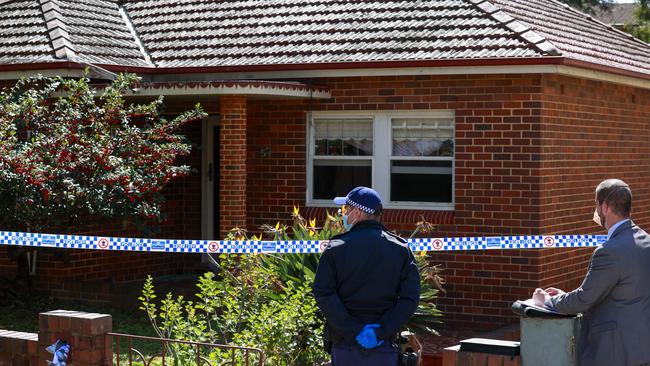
top-left (549, 220), bottom-right (650, 366)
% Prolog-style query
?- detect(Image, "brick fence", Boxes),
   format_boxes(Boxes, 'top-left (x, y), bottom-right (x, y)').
top-left (0, 310), bottom-right (111, 366)
top-left (0, 330), bottom-right (37, 365)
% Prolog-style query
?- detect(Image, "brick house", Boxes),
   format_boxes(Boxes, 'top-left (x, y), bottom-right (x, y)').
top-left (1, 0), bottom-right (650, 334)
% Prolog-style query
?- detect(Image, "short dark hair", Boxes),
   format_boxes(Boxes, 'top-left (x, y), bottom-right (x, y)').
top-left (596, 179), bottom-right (632, 217)
top-left (373, 204), bottom-right (383, 217)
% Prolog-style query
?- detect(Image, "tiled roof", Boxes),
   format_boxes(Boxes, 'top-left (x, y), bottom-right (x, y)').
top-left (0, 1), bottom-right (57, 64)
top-left (0, 0), bottom-right (149, 67)
top-left (122, 0), bottom-right (548, 68)
top-left (492, 0), bottom-right (650, 76)
top-left (60, 0), bottom-right (150, 66)
top-left (0, 0), bottom-right (649, 78)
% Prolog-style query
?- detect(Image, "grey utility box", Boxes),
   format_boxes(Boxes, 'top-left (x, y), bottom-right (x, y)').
top-left (520, 316), bottom-right (582, 366)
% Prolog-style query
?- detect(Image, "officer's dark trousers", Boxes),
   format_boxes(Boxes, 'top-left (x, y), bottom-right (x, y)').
top-left (331, 341), bottom-right (399, 366)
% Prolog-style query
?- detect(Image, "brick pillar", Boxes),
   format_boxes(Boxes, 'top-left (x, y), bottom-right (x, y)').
top-left (219, 95), bottom-right (248, 237)
top-left (39, 310), bottom-right (112, 366)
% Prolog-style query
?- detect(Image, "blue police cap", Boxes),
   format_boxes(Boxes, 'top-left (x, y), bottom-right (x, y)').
top-left (333, 186), bottom-right (383, 215)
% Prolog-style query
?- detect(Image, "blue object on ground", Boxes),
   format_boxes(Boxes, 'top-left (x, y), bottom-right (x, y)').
top-left (45, 339), bottom-right (70, 366)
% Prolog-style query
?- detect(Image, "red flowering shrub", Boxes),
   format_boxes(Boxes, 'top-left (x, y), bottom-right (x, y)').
top-left (0, 73), bottom-right (206, 232)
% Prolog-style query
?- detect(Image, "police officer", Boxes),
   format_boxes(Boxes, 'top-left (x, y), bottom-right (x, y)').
top-left (313, 186), bottom-right (420, 366)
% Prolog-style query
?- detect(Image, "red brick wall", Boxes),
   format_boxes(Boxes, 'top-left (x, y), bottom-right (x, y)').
top-left (220, 95), bottom-right (248, 236)
top-left (0, 330), bottom-right (37, 365)
top-left (247, 74), bottom-right (545, 329)
top-left (247, 99), bottom-right (310, 227)
top-left (3, 73), bottom-right (650, 333)
top-left (537, 74), bottom-right (650, 291)
top-left (248, 74), bottom-right (544, 233)
top-left (245, 73), bottom-right (650, 330)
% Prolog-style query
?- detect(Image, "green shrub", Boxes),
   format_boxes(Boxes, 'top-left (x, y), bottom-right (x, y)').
top-left (140, 207), bottom-right (443, 365)
top-left (140, 256), bottom-right (328, 365)
top-left (0, 73), bottom-right (205, 233)
top-left (256, 207), bottom-right (444, 335)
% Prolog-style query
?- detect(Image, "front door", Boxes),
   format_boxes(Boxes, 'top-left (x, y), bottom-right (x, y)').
top-left (202, 116), bottom-right (220, 239)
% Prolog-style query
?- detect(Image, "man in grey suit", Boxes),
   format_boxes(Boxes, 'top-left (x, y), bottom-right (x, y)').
top-left (533, 179), bottom-right (650, 366)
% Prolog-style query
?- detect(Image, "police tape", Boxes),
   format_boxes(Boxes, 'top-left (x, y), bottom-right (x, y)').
top-left (0, 230), bottom-right (608, 253)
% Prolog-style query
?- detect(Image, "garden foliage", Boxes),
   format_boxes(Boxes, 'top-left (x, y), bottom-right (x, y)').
top-left (140, 208), bottom-right (443, 365)
top-left (0, 73), bottom-right (205, 233)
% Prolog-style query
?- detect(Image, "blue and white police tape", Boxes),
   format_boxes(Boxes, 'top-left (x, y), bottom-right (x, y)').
top-left (0, 230), bottom-right (608, 254)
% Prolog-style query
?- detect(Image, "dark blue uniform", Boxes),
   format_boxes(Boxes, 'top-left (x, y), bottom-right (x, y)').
top-left (313, 220), bottom-right (420, 366)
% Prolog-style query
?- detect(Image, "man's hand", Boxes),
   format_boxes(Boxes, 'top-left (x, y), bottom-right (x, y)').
top-left (545, 287), bottom-right (565, 296)
top-left (532, 288), bottom-right (551, 307)
top-left (355, 324), bottom-right (384, 349)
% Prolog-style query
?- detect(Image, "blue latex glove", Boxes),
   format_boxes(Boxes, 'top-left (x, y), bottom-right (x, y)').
top-left (45, 339), bottom-right (70, 366)
top-left (55, 343), bottom-right (70, 365)
top-left (355, 324), bottom-right (384, 349)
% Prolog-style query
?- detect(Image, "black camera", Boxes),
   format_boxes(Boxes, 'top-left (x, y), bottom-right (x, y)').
top-left (399, 346), bottom-right (418, 366)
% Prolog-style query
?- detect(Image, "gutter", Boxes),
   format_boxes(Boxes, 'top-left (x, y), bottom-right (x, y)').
top-left (1, 56), bottom-right (650, 85)
top-left (86, 57), bottom-right (569, 75)
top-left (561, 58), bottom-right (650, 82)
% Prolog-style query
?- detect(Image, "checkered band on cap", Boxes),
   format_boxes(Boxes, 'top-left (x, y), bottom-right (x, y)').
top-left (346, 198), bottom-right (376, 215)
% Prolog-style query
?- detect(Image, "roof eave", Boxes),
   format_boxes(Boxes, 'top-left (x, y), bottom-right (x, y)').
top-left (561, 58), bottom-right (650, 82)
top-left (96, 57), bottom-right (567, 75)
top-left (115, 80), bottom-right (331, 99)
top-left (2, 57), bottom-right (650, 87)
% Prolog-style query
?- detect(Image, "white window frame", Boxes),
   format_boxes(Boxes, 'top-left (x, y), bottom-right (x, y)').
top-left (306, 110), bottom-right (455, 210)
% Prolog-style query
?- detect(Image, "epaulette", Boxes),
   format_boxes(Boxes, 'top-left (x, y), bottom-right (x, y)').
top-left (322, 238), bottom-right (347, 251)
top-left (381, 230), bottom-right (408, 247)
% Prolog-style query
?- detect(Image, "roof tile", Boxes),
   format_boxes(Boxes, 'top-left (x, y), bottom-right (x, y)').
top-left (58, 0), bottom-right (149, 66)
top-left (492, 0), bottom-right (650, 75)
top-left (0, 0), bottom-right (648, 77)
top-left (475, 1), bottom-right (499, 14)
top-left (0, 1), bottom-right (57, 63)
top-left (123, 0), bottom-right (545, 67)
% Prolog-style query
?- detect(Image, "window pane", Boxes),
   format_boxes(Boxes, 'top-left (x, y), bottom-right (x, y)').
top-left (313, 160), bottom-right (372, 200)
top-left (315, 118), bottom-right (373, 156)
top-left (392, 118), bottom-right (454, 157)
top-left (391, 160), bottom-right (452, 202)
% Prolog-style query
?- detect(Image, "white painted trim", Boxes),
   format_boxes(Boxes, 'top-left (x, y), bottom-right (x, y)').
top-left (4, 63), bottom-right (650, 90)
top-left (557, 65), bottom-right (650, 90)
top-left (374, 114), bottom-right (390, 205)
top-left (150, 65), bottom-right (561, 82)
top-left (201, 115), bottom-right (219, 240)
top-left (146, 64), bottom-right (650, 90)
top-left (3, 64), bottom-right (554, 81)
top-left (306, 110), bottom-right (456, 210)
